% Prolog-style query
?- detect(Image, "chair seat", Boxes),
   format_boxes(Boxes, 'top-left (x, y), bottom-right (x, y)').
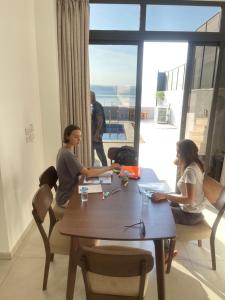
top-left (50, 222), bottom-right (70, 255)
top-left (53, 202), bottom-right (65, 220)
top-left (50, 222), bottom-right (98, 255)
top-left (176, 219), bottom-right (211, 242)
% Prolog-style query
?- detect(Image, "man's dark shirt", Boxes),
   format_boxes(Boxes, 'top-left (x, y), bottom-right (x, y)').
top-left (92, 101), bottom-right (106, 136)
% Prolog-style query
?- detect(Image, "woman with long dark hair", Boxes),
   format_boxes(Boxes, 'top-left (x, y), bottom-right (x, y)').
top-left (152, 139), bottom-right (205, 225)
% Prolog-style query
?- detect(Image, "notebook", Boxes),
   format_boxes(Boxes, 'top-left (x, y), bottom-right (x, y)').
top-left (119, 166), bottom-right (141, 179)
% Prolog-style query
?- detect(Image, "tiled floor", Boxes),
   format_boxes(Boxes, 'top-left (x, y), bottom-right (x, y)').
top-left (0, 205), bottom-right (225, 300)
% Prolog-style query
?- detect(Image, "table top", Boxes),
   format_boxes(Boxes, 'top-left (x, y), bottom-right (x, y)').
top-left (59, 168), bottom-right (176, 241)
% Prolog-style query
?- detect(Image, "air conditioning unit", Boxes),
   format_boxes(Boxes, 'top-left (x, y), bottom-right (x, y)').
top-left (155, 106), bottom-right (169, 124)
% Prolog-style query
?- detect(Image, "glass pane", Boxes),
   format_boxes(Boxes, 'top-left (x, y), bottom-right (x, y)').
top-left (185, 45), bottom-right (219, 155)
top-left (90, 4), bottom-right (140, 30)
top-left (140, 42), bottom-right (188, 189)
top-left (146, 5), bottom-right (221, 32)
top-left (192, 47), bottom-right (204, 89)
top-left (201, 47), bottom-right (218, 88)
top-left (89, 45), bottom-right (137, 166)
top-left (211, 47), bottom-right (225, 175)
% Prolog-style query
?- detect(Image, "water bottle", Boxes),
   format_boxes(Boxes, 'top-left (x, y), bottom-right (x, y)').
top-left (80, 186), bottom-right (88, 203)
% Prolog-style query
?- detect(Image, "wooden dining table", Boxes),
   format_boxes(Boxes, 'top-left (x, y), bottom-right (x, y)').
top-left (59, 168), bottom-right (176, 300)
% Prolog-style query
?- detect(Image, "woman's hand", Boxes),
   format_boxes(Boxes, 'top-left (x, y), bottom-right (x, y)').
top-left (152, 192), bottom-right (167, 202)
top-left (110, 163), bottom-right (121, 170)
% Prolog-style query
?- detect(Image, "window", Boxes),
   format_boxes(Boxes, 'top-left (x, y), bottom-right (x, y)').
top-left (90, 4), bottom-right (140, 30)
top-left (146, 5), bottom-right (221, 32)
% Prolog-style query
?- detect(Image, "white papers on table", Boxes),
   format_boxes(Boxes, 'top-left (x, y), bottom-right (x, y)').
top-left (78, 184), bottom-right (102, 194)
top-left (138, 180), bottom-right (171, 194)
top-left (83, 170), bottom-right (112, 185)
top-left (83, 176), bottom-right (112, 184)
top-left (99, 176), bottom-right (112, 184)
top-left (83, 177), bottom-right (100, 184)
top-left (101, 170), bottom-right (113, 177)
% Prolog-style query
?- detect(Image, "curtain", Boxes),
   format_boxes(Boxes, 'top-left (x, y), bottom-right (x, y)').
top-left (57, 0), bottom-right (91, 166)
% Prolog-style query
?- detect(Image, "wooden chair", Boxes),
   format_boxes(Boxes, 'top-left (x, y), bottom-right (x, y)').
top-left (166, 175), bottom-right (225, 273)
top-left (107, 147), bottom-right (120, 164)
top-left (80, 245), bottom-right (154, 300)
top-left (39, 166), bottom-right (58, 192)
top-left (39, 166), bottom-right (64, 221)
top-left (32, 185), bottom-right (97, 290)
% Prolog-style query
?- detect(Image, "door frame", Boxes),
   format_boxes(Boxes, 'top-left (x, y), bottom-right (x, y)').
top-left (89, 1), bottom-right (225, 163)
top-left (180, 41), bottom-right (224, 171)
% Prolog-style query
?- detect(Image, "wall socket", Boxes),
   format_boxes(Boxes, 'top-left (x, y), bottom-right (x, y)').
top-left (25, 124), bottom-right (34, 143)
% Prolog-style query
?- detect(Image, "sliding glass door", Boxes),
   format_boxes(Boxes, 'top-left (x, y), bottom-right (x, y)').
top-left (181, 43), bottom-right (220, 167)
top-left (89, 44), bottom-right (138, 165)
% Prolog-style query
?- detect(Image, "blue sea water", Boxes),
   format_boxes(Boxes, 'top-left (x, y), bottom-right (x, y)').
top-left (91, 85), bottom-right (136, 107)
top-left (97, 95), bottom-right (135, 106)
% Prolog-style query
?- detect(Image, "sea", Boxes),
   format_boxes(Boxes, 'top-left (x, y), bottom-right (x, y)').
top-left (91, 85), bottom-right (136, 107)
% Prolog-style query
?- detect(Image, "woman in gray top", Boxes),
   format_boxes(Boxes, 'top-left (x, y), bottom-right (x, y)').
top-left (56, 124), bottom-right (120, 207)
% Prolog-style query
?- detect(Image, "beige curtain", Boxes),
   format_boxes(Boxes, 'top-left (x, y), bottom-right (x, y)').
top-left (57, 0), bottom-right (91, 166)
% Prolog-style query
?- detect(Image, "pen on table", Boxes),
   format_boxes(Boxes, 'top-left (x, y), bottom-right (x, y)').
top-left (110, 188), bottom-right (121, 195)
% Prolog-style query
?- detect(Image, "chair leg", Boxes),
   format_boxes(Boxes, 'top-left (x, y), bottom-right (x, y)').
top-left (43, 254), bottom-right (51, 290)
top-left (198, 240), bottom-right (202, 247)
top-left (210, 235), bottom-right (216, 270)
top-left (50, 253), bottom-right (54, 262)
top-left (166, 238), bottom-right (176, 274)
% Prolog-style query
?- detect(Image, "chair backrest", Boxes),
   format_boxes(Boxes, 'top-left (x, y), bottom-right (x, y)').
top-left (203, 175), bottom-right (225, 210)
top-left (32, 184), bottom-right (53, 223)
top-left (203, 175), bottom-right (225, 236)
top-left (32, 185), bottom-right (55, 247)
top-left (39, 166), bottom-right (58, 192)
top-left (80, 245), bottom-right (154, 300)
top-left (107, 147), bottom-right (120, 163)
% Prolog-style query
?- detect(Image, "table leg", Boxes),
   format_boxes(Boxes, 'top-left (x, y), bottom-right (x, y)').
top-left (66, 237), bottom-right (79, 300)
top-left (154, 239), bottom-right (165, 300)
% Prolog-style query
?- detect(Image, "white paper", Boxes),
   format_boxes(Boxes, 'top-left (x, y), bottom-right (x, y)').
top-left (78, 184), bottom-right (102, 194)
top-left (83, 175), bottom-right (112, 185)
top-left (83, 177), bottom-right (100, 184)
top-left (99, 176), bottom-right (112, 184)
top-left (138, 180), bottom-right (171, 193)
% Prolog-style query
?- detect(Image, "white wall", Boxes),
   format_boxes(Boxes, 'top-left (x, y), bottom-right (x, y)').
top-left (0, 0), bottom-right (44, 254)
top-left (0, 0), bottom-right (61, 255)
top-left (164, 90), bottom-right (184, 127)
top-left (34, 0), bottom-right (61, 167)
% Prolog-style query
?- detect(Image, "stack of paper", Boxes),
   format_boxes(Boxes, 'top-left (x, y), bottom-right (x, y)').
top-left (138, 181), bottom-right (171, 194)
top-left (83, 170), bottom-right (113, 185)
top-left (78, 185), bottom-right (102, 194)
top-left (83, 177), bottom-right (100, 184)
top-left (99, 176), bottom-right (112, 184)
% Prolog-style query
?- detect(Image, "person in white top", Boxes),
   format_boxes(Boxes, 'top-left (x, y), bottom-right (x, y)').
top-left (152, 139), bottom-right (205, 261)
top-left (152, 139), bottom-right (205, 225)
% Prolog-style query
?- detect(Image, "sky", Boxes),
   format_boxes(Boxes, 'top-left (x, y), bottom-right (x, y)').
top-left (89, 4), bottom-right (220, 94)
top-left (142, 42), bottom-right (188, 106)
top-left (90, 4), bottom-right (220, 31)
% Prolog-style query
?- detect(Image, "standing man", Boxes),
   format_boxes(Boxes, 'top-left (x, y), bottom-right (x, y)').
top-left (91, 91), bottom-right (108, 166)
